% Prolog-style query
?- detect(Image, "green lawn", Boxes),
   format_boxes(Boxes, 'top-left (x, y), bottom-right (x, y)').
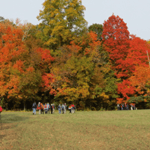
top-left (0, 110), bottom-right (150, 150)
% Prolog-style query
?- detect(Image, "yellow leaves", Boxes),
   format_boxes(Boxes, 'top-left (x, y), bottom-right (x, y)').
top-left (63, 86), bottom-right (89, 101)
top-left (50, 12), bottom-right (55, 18)
top-left (45, 38), bottom-right (57, 46)
top-left (37, 0), bottom-right (87, 48)
top-left (43, 27), bottom-right (50, 35)
top-left (100, 92), bottom-right (109, 99)
top-left (52, 26), bottom-right (65, 34)
top-left (52, 67), bottom-right (60, 74)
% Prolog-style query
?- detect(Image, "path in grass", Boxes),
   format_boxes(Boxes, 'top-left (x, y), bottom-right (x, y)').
top-left (0, 110), bottom-right (150, 150)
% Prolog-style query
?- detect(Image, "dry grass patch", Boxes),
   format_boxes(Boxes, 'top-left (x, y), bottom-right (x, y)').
top-left (0, 110), bottom-right (150, 149)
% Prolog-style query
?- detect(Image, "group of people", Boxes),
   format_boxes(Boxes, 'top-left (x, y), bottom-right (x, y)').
top-left (58, 103), bottom-right (67, 114)
top-left (32, 102), bottom-right (55, 115)
top-left (57, 104), bottom-right (76, 114)
top-left (32, 102), bottom-right (76, 115)
top-left (117, 103), bottom-right (136, 110)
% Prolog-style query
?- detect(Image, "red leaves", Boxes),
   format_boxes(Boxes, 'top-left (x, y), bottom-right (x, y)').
top-left (128, 36), bottom-right (148, 66)
top-left (42, 73), bottom-right (56, 94)
top-left (117, 80), bottom-right (135, 100)
top-left (102, 15), bottom-right (130, 78)
top-left (102, 14), bottom-right (150, 103)
top-left (103, 15), bottom-right (129, 41)
top-left (37, 48), bottom-right (54, 64)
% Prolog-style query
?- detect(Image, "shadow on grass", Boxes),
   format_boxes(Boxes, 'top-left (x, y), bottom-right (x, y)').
top-left (0, 113), bottom-right (29, 123)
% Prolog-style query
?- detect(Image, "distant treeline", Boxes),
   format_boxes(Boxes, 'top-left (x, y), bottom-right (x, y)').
top-left (0, 0), bottom-right (150, 110)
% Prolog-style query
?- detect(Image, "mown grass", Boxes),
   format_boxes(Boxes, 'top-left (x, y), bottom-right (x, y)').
top-left (0, 110), bottom-right (150, 150)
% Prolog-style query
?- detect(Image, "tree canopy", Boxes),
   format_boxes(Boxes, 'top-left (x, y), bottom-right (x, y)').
top-left (1, 4), bottom-right (150, 110)
top-left (37, 0), bottom-right (87, 49)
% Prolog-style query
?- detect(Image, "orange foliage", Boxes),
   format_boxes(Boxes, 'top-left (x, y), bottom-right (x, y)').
top-left (129, 66), bottom-right (150, 92)
top-left (13, 60), bottom-right (24, 73)
top-left (0, 21), bottom-right (56, 98)
top-left (67, 31), bottom-right (101, 56)
top-left (0, 21), bottom-right (26, 97)
top-left (26, 66), bottom-right (34, 72)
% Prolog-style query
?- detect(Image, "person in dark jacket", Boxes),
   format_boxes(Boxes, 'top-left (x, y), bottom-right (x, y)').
top-left (126, 103), bottom-right (129, 110)
top-left (32, 102), bottom-right (37, 115)
top-left (121, 104), bottom-right (124, 110)
top-left (58, 104), bottom-right (61, 114)
top-left (51, 104), bottom-right (55, 114)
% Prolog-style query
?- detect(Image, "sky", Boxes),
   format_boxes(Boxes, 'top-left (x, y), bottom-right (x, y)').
top-left (0, 0), bottom-right (150, 40)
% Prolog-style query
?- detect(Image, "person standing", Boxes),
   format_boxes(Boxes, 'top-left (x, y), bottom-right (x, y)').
top-left (121, 103), bottom-right (124, 110)
top-left (52, 104), bottom-right (55, 114)
top-left (37, 102), bottom-right (41, 114)
top-left (0, 106), bottom-right (2, 130)
top-left (51, 104), bottom-right (53, 114)
top-left (68, 105), bottom-right (72, 113)
top-left (32, 102), bottom-right (37, 115)
top-left (125, 103), bottom-right (127, 110)
top-left (58, 104), bottom-right (61, 114)
top-left (61, 104), bottom-right (65, 114)
top-left (72, 104), bottom-right (76, 113)
top-left (41, 103), bottom-right (44, 114)
top-left (44, 103), bottom-right (48, 114)
top-left (64, 103), bottom-right (67, 114)
top-left (126, 103), bottom-right (129, 110)
top-left (47, 103), bottom-right (50, 114)
top-left (133, 103), bottom-right (136, 110)
top-left (117, 104), bottom-right (120, 110)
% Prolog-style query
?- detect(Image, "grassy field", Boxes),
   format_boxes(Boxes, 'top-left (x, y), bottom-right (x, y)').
top-left (0, 110), bottom-right (150, 150)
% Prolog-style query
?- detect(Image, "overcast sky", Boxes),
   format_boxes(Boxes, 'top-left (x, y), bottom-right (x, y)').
top-left (0, 0), bottom-right (150, 40)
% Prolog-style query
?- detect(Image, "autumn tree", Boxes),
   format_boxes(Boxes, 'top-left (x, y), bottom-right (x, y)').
top-left (128, 66), bottom-right (150, 107)
top-left (52, 31), bottom-right (118, 109)
top-left (102, 14), bottom-right (130, 75)
top-left (102, 14), bottom-right (150, 104)
top-left (0, 20), bottom-right (28, 109)
top-left (37, 0), bottom-right (87, 49)
top-left (0, 20), bottom-right (55, 109)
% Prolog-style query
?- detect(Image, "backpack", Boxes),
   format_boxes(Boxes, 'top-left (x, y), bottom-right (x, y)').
top-left (44, 104), bottom-right (47, 109)
top-left (0, 106), bottom-right (3, 112)
top-left (32, 102), bottom-right (36, 108)
top-left (41, 103), bottom-right (44, 109)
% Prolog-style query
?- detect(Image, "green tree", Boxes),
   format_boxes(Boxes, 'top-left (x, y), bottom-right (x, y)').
top-left (88, 23), bottom-right (103, 40)
top-left (37, 0), bottom-right (87, 49)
